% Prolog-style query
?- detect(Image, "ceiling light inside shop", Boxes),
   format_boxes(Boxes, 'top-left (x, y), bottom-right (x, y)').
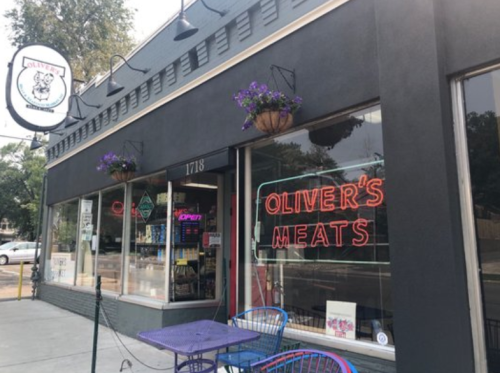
top-left (182, 182), bottom-right (218, 189)
top-left (179, 173), bottom-right (218, 189)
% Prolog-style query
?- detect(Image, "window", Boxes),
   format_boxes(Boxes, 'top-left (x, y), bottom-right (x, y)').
top-left (46, 200), bottom-right (79, 284)
top-left (170, 172), bottom-right (222, 302)
top-left (97, 187), bottom-right (125, 293)
top-left (462, 68), bottom-right (500, 372)
top-left (244, 105), bottom-right (393, 345)
top-left (126, 174), bottom-right (168, 299)
top-left (76, 194), bottom-right (99, 287)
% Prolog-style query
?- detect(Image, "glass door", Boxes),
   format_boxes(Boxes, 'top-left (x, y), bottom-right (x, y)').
top-left (169, 172), bottom-right (222, 302)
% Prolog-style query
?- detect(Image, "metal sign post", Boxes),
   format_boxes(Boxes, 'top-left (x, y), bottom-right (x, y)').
top-left (91, 275), bottom-right (102, 373)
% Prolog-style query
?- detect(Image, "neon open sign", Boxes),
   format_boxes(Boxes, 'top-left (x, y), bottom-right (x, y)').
top-left (254, 161), bottom-right (387, 263)
top-left (178, 214), bottom-right (203, 221)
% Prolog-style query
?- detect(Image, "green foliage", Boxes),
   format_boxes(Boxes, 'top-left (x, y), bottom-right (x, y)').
top-left (4, 0), bottom-right (136, 82)
top-left (0, 142), bottom-right (46, 240)
top-left (466, 111), bottom-right (500, 216)
top-left (52, 202), bottom-right (79, 246)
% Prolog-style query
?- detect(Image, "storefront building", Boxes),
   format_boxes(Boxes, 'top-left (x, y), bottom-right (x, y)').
top-left (37, 0), bottom-right (500, 372)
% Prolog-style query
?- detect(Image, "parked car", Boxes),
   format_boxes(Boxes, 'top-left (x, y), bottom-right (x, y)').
top-left (0, 241), bottom-right (39, 265)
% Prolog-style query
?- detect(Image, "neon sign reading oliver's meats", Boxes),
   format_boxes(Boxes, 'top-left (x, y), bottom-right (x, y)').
top-left (263, 175), bottom-right (384, 249)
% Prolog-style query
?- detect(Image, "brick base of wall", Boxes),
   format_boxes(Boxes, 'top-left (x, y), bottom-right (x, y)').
top-left (38, 283), bottom-right (227, 338)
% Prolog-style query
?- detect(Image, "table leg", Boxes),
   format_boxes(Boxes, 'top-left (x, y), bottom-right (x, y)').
top-left (176, 357), bottom-right (216, 373)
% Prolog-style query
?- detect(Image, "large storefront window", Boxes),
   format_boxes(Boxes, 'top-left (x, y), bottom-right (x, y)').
top-left (126, 174), bottom-right (168, 299)
top-left (245, 105), bottom-right (393, 345)
top-left (463, 68), bottom-right (500, 372)
top-left (46, 200), bottom-right (79, 284)
top-left (98, 187), bottom-right (125, 293)
top-left (76, 194), bottom-right (99, 287)
top-left (170, 172), bottom-right (221, 302)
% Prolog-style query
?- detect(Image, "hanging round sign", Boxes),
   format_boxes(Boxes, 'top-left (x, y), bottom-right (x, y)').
top-left (5, 43), bottom-right (72, 132)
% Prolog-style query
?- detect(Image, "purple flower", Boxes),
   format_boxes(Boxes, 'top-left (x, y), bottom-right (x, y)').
top-left (97, 151), bottom-right (137, 175)
top-left (233, 81), bottom-right (302, 131)
top-left (242, 120), bottom-right (253, 130)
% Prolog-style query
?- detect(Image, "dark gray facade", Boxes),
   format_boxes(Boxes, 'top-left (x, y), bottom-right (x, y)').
top-left (39, 0), bottom-right (500, 372)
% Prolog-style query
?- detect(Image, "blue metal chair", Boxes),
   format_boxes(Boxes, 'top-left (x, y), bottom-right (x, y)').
top-left (250, 349), bottom-right (353, 373)
top-left (217, 307), bottom-right (288, 372)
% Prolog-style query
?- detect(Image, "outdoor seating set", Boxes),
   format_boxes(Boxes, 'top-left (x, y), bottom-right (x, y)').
top-left (138, 306), bottom-right (358, 373)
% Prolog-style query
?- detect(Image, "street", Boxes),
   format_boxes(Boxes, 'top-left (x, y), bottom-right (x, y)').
top-left (0, 263), bottom-right (34, 300)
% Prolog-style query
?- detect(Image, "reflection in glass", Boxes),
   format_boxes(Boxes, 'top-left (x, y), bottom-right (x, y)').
top-left (464, 69), bottom-right (500, 372)
top-left (76, 194), bottom-right (99, 287)
top-left (46, 200), bottom-right (79, 284)
top-left (246, 105), bottom-right (394, 345)
top-left (127, 175), bottom-right (168, 299)
top-left (97, 187), bottom-right (124, 293)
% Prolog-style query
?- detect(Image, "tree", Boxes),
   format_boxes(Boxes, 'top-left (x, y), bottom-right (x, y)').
top-left (4, 0), bottom-right (136, 82)
top-left (0, 142), bottom-right (46, 240)
top-left (466, 110), bottom-right (500, 217)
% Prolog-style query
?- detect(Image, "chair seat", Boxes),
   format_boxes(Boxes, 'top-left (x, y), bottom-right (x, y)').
top-left (217, 350), bottom-right (268, 368)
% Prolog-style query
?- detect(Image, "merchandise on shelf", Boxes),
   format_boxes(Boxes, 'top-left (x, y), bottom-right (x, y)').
top-left (145, 225), bottom-right (152, 243)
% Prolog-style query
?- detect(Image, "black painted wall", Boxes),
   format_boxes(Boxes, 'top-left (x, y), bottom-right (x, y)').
top-left (372, 0), bottom-right (500, 371)
top-left (46, 0), bottom-right (379, 204)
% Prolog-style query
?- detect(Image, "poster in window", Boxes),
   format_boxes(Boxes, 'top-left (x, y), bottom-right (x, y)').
top-left (325, 300), bottom-right (356, 340)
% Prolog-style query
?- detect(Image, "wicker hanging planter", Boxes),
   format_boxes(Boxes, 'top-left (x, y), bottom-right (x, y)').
top-left (254, 110), bottom-right (294, 135)
top-left (234, 82), bottom-right (302, 134)
top-left (111, 171), bottom-right (135, 182)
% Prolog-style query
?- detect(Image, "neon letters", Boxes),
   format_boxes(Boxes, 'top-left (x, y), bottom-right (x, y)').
top-left (265, 176), bottom-right (384, 249)
top-left (178, 214), bottom-right (203, 221)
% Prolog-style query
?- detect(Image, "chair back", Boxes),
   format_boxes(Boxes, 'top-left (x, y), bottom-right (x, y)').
top-left (232, 307), bottom-right (288, 356)
top-left (250, 349), bottom-right (352, 373)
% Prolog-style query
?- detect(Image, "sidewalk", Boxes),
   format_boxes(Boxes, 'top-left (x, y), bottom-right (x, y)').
top-left (0, 299), bottom-right (175, 373)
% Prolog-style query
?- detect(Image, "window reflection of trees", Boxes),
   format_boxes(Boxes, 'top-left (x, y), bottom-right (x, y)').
top-left (252, 115), bottom-right (388, 264)
top-left (465, 108), bottom-right (500, 371)
top-left (249, 109), bottom-right (393, 343)
top-left (466, 111), bottom-right (500, 218)
top-left (52, 202), bottom-right (78, 253)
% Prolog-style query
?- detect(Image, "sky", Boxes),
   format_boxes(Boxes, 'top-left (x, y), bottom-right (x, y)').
top-left (0, 0), bottom-right (194, 148)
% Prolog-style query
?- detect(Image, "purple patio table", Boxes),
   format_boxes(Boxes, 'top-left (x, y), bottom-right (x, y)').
top-left (138, 320), bottom-right (260, 373)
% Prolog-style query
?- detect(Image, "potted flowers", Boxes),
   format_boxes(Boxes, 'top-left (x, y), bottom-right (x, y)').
top-left (97, 151), bottom-right (137, 182)
top-left (233, 81), bottom-right (302, 135)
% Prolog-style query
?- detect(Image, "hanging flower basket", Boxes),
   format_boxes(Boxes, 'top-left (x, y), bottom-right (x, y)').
top-left (233, 81), bottom-right (302, 134)
top-left (111, 171), bottom-right (135, 182)
top-left (254, 109), bottom-right (294, 135)
top-left (97, 151), bottom-right (137, 182)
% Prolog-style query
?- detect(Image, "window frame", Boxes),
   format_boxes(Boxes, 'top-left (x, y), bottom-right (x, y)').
top-left (450, 66), bottom-right (500, 373)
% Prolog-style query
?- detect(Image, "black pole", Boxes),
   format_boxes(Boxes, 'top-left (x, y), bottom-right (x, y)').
top-left (31, 173), bottom-right (46, 300)
top-left (91, 275), bottom-right (102, 373)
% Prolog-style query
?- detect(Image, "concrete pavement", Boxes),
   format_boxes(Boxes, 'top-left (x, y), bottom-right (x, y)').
top-left (0, 299), bottom-right (176, 373)
top-left (0, 299), bottom-right (396, 373)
